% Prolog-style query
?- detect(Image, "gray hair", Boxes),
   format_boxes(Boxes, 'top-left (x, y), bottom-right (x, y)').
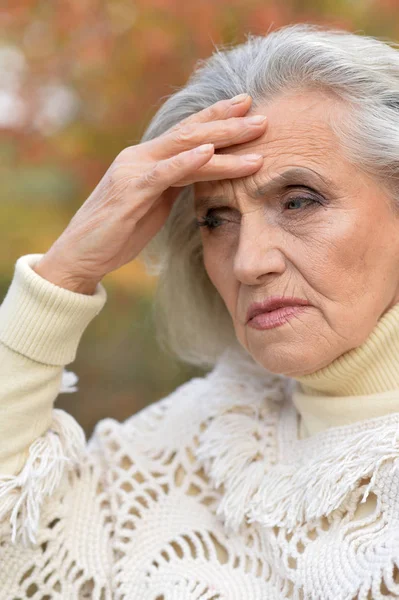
top-left (138, 22), bottom-right (399, 370)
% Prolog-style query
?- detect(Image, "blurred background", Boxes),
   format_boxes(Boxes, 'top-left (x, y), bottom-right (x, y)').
top-left (1, 0), bottom-right (398, 439)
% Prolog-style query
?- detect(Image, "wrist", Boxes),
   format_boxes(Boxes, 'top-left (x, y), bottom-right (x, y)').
top-left (33, 260), bottom-right (98, 295)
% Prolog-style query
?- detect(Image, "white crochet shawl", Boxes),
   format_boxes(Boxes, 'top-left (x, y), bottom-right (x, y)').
top-left (2, 345), bottom-right (399, 599)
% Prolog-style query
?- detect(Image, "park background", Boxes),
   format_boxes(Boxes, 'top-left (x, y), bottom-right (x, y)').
top-left (1, 0), bottom-right (398, 438)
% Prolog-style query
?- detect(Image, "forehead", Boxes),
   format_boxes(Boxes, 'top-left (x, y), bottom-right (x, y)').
top-left (194, 89), bottom-right (346, 200)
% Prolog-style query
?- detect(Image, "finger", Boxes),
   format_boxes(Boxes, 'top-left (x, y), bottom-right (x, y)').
top-left (172, 93), bottom-right (252, 127)
top-left (144, 94), bottom-right (253, 158)
top-left (149, 114), bottom-right (268, 160)
top-left (172, 152), bottom-right (264, 186)
top-left (128, 143), bottom-right (215, 219)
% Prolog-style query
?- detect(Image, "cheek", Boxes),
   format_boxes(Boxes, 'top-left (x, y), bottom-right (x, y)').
top-left (304, 207), bottom-right (385, 304)
top-left (328, 212), bottom-right (379, 284)
top-left (203, 244), bottom-right (223, 289)
top-left (203, 243), bottom-right (235, 306)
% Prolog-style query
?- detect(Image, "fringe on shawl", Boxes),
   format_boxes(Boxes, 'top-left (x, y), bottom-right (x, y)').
top-left (195, 402), bottom-right (280, 534)
top-left (194, 350), bottom-right (293, 535)
top-left (196, 393), bottom-right (399, 535)
top-left (0, 370), bottom-right (86, 547)
top-left (247, 420), bottom-right (399, 531)
top-left (59, 368), bottom-right (79, 393)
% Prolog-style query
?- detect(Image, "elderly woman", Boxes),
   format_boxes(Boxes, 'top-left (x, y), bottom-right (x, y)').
top-left (1, 21), bottom-right (399, 599)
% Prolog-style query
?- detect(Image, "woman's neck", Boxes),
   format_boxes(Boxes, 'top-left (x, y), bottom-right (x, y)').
top-left (289, 302), bottom-right (399, 437)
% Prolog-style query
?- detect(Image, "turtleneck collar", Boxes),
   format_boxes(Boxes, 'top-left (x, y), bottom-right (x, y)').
top-left (290, 301), bottom-right (399, 438)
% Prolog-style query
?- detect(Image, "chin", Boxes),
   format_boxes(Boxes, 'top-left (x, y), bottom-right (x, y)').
top-left (242, 340), bottom-right (317, 378)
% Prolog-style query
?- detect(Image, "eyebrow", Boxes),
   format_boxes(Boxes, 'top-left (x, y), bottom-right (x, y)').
top-left (194, 167), bottom-right (336, 212)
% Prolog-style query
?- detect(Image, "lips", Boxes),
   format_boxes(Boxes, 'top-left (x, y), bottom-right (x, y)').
top-left (246, 297), bottom-right (311, 323)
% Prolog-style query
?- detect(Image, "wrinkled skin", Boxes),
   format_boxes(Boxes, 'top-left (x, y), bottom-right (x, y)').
top-left (194, 90), bottom-right (399, 377)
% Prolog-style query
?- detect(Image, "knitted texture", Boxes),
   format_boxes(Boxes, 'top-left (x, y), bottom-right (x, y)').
top-left (2, 346), bottom-right (399, 600)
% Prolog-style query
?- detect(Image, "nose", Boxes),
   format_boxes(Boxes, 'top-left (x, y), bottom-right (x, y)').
top-left (233, 216), bottom-right (286, 285)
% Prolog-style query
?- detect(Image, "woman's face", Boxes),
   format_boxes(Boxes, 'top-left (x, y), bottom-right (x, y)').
top-left (194, 90), bottom-right (399, 377)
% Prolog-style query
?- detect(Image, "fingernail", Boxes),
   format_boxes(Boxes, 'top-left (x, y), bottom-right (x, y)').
top-left (194, 143), bottom-right (214, 154)
top-left (247, 115), bottom-right (267, 125)
top-left (231, 93), bottom-right (249, 105)
top-left (243, 154), bottom-right (263, 162)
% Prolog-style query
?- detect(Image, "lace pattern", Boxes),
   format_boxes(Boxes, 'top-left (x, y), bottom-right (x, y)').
top-left (2, 346), bottom-right (399, 598)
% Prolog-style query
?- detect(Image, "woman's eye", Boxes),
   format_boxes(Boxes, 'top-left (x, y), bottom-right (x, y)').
top-left (195, 195), bottom-right (320, 231)
top-left (284, 196), bottom-right (318, 211)
top-left (195, 210), bottom-right (228, 231)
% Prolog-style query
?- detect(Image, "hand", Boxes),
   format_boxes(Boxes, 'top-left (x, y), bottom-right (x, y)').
top-left (33, 94), bottom-right (267, 294)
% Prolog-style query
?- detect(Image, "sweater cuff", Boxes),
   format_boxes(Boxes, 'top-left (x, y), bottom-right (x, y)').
top-left (0, 254), bottom-right (107, 366)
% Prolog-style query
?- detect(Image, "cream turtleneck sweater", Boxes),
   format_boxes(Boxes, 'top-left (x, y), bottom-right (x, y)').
top-left (291, 301), bottom-right (399, 440)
